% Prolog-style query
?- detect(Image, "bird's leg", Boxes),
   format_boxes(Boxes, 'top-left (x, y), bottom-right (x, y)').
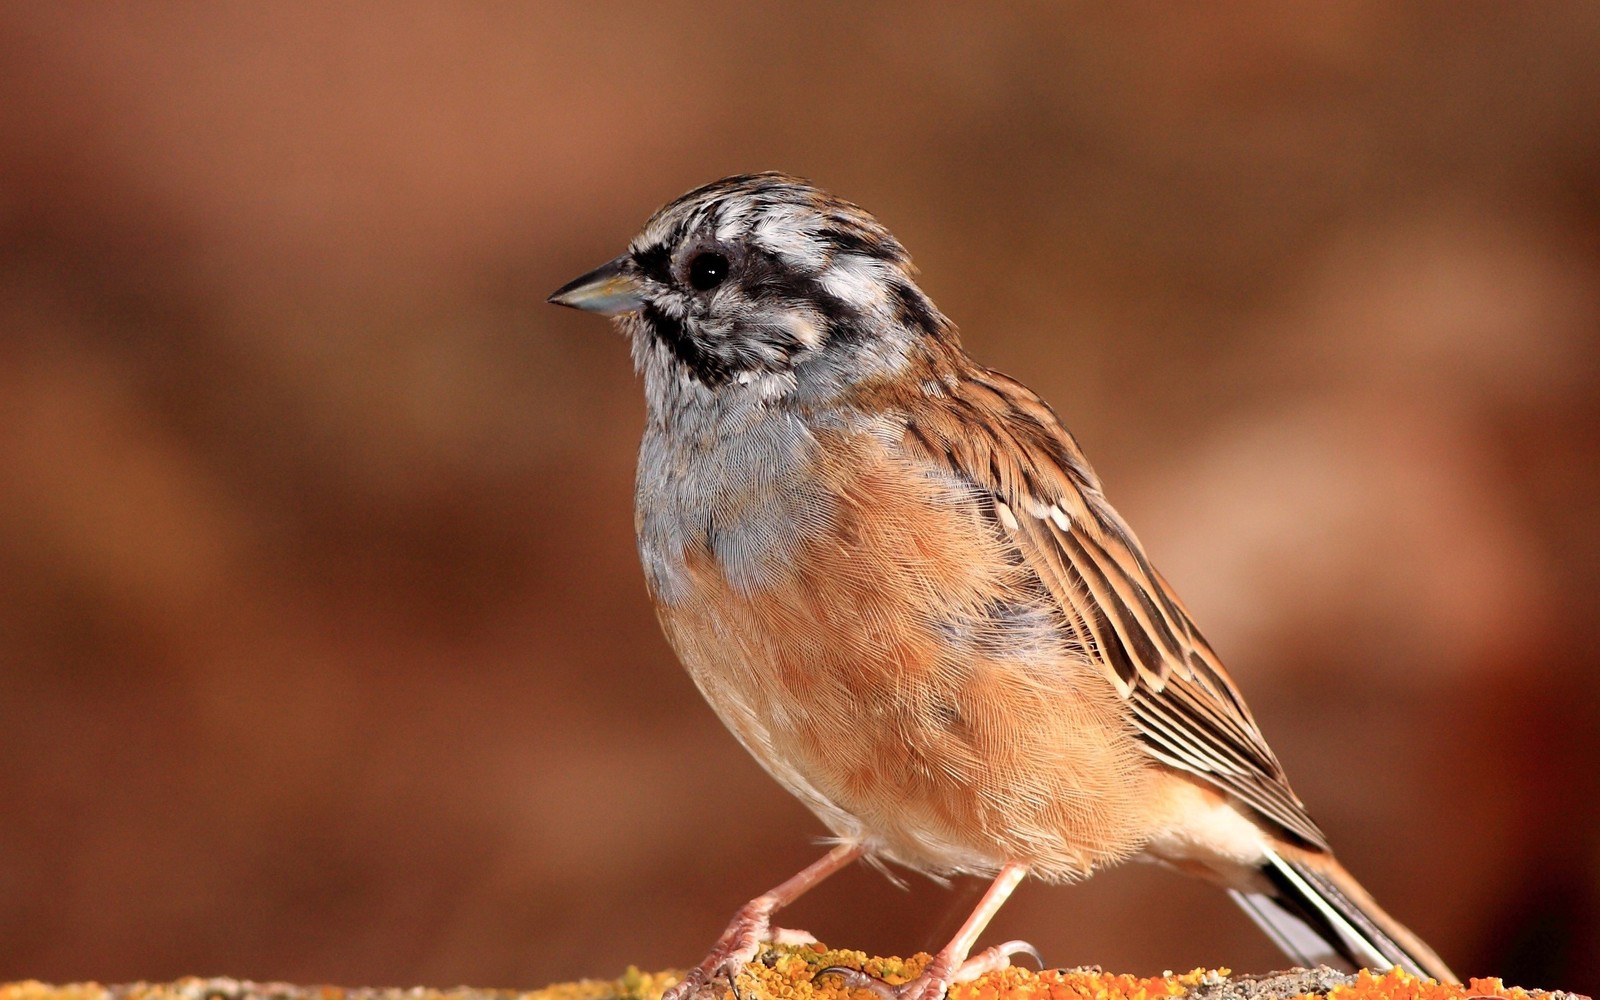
top-left (822, 864), bottom-right (1036, 1000)
top-left (663, 842), bottom-right (865, 1000)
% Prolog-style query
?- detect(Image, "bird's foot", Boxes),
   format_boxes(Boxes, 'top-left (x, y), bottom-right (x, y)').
top-left (818, 940), bottom-right (1043, 1000)
top-left (956, 940), bottom-right (1044, 981)
top-left (662, 901), bottom-right (815, 1000)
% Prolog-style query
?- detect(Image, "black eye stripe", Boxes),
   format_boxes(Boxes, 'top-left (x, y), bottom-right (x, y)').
top-left (632, 245), bottom-right (672, 284)
top-left (738, 246), bottom-right (822, 301)
top-left (699, 243), bottom-right (863, 335)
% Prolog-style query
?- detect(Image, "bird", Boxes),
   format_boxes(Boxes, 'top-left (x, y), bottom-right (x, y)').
top-left (547, 172), bottom-right (1457, 1000)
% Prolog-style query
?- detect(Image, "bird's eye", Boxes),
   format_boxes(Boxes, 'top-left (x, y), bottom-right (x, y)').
top-left (688, 251), bottom-right (730, 291)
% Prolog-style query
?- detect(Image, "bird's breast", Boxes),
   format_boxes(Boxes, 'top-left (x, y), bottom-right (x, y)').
top-left (634, 410), bottom-right (1157, 878)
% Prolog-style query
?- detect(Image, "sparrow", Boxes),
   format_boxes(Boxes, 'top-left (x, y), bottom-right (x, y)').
top-left (548, 172), bottom-right (1456, 999)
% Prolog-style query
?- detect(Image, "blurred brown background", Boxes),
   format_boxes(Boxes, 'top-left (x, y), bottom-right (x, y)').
top-left (2, 2), bottom-right (1598, 995)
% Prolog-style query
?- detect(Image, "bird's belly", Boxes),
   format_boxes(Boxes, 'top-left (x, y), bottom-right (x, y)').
top-left (648, 445), bottom-right (1161, 880)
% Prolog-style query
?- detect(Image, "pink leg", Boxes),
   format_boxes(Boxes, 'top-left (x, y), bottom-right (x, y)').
top-left (663, 842), bottom-right (865, 1000)
top-left (825, 864), bottom-right (1038, 1000)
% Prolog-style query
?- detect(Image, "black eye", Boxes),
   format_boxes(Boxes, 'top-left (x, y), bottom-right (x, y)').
top-left (688, 251), bottom-right (730, 291)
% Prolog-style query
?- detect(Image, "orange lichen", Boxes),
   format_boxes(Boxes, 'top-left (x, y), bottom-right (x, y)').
top-left (523, 965), bottom-right (684, 1000)
top-left (674, 946), bottom-right (1579, 1000)
top-left (1308, 968), bottom-right (1550, 1000)
top-left (946, 964), bottom-right (1212, 1000)
top-left (0, 952), bottom-right (1582, 1000)
top-left (708, 945), bottom-right (1221, 1000)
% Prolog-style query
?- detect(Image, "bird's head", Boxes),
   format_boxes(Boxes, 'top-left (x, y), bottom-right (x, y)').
top-left (549, 172), bottom-right (952, 394)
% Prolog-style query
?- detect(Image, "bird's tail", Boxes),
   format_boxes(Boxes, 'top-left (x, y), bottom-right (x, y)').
top-left (1229, 845), bottom-right (1457, 982)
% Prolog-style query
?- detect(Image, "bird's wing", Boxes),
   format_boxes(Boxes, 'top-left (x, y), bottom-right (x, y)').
top-left (894, 366), bottom-right (1328, 850)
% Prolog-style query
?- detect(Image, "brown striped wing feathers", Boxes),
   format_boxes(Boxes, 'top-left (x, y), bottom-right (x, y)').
top-left (894, 367), bottom-right (1329, 851)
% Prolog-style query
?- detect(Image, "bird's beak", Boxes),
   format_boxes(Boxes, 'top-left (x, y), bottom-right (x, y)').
top-left (547, 255), bottom-right (646, 315)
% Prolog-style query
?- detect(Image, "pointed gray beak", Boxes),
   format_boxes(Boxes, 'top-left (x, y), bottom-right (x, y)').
top-left (547, 255), bottom-right (647, 315)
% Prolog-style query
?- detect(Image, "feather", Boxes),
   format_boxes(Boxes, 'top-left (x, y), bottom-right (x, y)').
top-left (892, 365), bottom-right (1331, 851)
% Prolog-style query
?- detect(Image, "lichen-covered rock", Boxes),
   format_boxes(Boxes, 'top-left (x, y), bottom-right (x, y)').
top-left (1, 944), bottom-right (1586, 1000)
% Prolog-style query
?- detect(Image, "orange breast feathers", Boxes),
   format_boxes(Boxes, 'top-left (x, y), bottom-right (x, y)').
top-left (652, 425), bottom-right (1161, 881)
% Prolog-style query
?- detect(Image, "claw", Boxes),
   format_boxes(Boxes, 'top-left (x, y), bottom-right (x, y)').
top-left (669, 845), bottom-right (867, 1000)
top-left (948, 939), bottom-right (1045, 984)
top-left (662, 954), bottom-right (751, 1000)
top-left (813, 964), bottom-right (949, 1000)
top-left (812, 938), bottom-right (1042, 1000)
top-left (976, 939), bottom-right (1045, 972)
top-left (814, 965), bottom-right (900, 999)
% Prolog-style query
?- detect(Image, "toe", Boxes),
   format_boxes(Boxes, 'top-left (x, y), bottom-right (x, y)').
top-left (813, 966), bottom-right (901, 1000)
top-left (953, 940), bottom-right (1044, 982)
top-left (813, 967), bottom-right (955, 1000)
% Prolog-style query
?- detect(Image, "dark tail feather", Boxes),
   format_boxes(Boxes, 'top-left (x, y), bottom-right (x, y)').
top-left (1228, 847), bottom-right (1457, 982)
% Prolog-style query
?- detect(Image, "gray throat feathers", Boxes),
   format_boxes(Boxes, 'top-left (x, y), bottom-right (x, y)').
top-left (630, 323), bottom-right (916, 609)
